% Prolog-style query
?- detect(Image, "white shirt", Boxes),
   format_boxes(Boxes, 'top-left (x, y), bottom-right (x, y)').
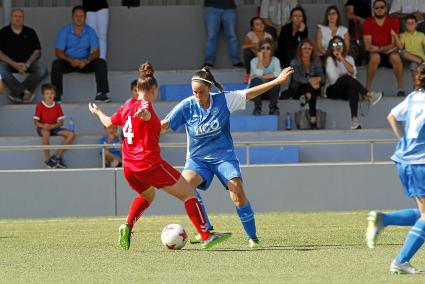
top-left (317, 24), bottom-right (348, 53)
top-left (259, 0), bottom-right (299, 26)
top-left (390, 0), bottom-right (425, 15)
top-left (325, 55), bottom-right (357, 85)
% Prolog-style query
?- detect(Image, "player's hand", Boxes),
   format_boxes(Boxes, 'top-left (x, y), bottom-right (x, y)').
top-left (88, 102), bottom-right (100, 115)
top-left (274, 67), bottom-right (294, 85)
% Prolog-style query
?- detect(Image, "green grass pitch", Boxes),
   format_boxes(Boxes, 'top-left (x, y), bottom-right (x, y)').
top-left (0, 211), bottom-right (423, 283)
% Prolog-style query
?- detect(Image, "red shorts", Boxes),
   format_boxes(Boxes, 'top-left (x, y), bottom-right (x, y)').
top-left (123, 160), bottom-right (181, 194)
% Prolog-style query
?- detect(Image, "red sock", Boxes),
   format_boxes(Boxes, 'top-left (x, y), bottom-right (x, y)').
top-left (184, 198), bottom-right (210, 240)
top-left (126, 196), bottom-right (150, 230)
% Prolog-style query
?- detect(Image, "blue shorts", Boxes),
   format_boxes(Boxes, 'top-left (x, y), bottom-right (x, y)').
top-left (184, 157), bottom-right (242, 190)
top-left (36, 127), bottom-right (68, 136)
top-left (396, 163), bottom-right (425, 198)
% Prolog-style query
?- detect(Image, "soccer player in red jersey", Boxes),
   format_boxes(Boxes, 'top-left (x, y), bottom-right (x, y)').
top-left (89, 62), bottom-right (231, 250)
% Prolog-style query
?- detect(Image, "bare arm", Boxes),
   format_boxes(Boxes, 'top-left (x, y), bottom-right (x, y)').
top-left (316, 28), bottom-right (327, 55)
top-left (246, 67), bottom-right (294, 100)
top-left (55, 48), bottom-right (73, 63)
top-left (88, 102), bottom-right (113, 128)
top-left (241, 35), bottom-right (256, 50)
top-left (26, 50), bottom-right (41, 66)
top-left (387, 113), bottom-right (404, 139)
top-left (363, 35), bottom-right (380, 52)
top-left (87, 48), bottom-right (100, 63)
top-left (160, 119), bottom-right (170, 134)
top-left (0, 51), bottom-right (17, 68)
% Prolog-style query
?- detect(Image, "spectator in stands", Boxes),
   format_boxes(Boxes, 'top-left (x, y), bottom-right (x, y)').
top-left (259, 0), bottom-right (299, 39)
top-left (316, 6), bottom-right (350, 59)
top-left (344, 0), bottom-right (372, 65)
top-left (83, 0), bottom-right (109, 59)
top-left (0, 75), bottom-right (3, 94)
top-left (51, 5), bottom-right (111, 103)
top-left (288, 39), bottom-right (324, 129)
top-left (389, 0), bottom-right (425, 33)
top-left (276, 6), bottom-right (308, 68)
top-left (33, 83), bottom-right (75, 168)
top-left (393, 15), bottom-right (425, 88)
top-left (250, 38), bottom-right (281, 116)
top-left (0, 8), bottom-right (48, 104)
top-left (363, 0), bottom-right (404, 96)
top-left (241, 17), bottom-right (273, 82)
top-left (99, 125), bottom-right (122, 168)
top-left (325, 36), bottom-right (382, 130)
top-left (203, 0), bottom-right (243, 68)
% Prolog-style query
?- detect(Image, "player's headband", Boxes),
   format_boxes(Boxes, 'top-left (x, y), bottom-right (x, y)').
top-left (192, 77), bottom-right (213, 85)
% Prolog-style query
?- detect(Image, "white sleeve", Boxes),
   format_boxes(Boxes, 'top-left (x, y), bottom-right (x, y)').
top-left (391, 98), bottom-right (408, 121)
top-left (346, 56), bottom-right (357, 78)
top-left (325, 57), bottom-right (339, 85)
top-left (259, 0), bottom-right (270, 19)
top-left (225, 90), bottom-right (247, 113)
top-left (389, 0), bottom-right (401, 15)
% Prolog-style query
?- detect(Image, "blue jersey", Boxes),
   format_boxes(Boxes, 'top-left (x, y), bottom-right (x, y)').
top-left (391, 90), bottom-right (425, 164)
top-left (165, 90), bottom-right (247, 160)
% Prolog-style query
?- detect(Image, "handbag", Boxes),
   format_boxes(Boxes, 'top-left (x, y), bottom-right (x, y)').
top-left (294, 109), bottom-right (327, 130)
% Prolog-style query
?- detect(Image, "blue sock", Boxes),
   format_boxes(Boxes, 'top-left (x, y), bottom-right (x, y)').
top-left (236, 202), bottom-right (257, 239)
top-left (396, 219), bottom-right (425, 264)
top-left (195, 190), bottom-right (213, 230)
top-left (382, 208), bottom-right (420, 227)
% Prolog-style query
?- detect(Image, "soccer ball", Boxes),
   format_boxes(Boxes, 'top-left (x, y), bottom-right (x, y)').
top-left (161, 224), bottom-right (188, 250)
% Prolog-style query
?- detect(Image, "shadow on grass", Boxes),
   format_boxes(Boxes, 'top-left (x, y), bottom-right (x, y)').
top-left (0, 236), bottom-right (14, 239)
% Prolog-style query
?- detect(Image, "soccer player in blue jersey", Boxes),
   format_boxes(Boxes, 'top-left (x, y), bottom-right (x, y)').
top-left (161, 66), bottom-right (294, 248)
top-left (366, 63), bottom-right (425, 274)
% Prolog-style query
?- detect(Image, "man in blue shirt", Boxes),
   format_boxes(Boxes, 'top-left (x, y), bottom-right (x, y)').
top-left (51, 5), bottom-right (110, 103)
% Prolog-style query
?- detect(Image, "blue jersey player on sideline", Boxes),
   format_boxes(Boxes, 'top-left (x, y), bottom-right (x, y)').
top-left (366, 63), bottom-right (425, 274)
top-left (162, 66), bottom-right (294, 248)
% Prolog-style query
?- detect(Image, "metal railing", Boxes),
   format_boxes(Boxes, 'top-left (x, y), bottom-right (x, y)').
top-left (0, 139), bottom-right (397, 168)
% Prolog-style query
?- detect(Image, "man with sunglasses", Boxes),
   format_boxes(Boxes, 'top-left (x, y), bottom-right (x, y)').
top-left (363, 0), bottom-right (405, 97)
top-left (390, 0), bottom-right (425, 33)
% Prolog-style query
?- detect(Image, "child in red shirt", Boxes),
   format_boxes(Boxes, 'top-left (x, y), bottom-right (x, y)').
top-left (33, 83), bottom-right (75, 168)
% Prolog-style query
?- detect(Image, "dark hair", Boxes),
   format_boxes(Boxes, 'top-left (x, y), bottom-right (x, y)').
top-left (415, 63), bottom-right (425, 89)
top-left (137, 61), bottom-right (158, 91)
top-left (258, 37), bottom-right (274, 52)
top-left (41, 83), bottom-right (57, 94)
top-left (405, 14), bottom-right (418, 23)
top-left (72, 5), bottom-right (86, 15)
top-left (290, 7), bottom-right (307, 24)
top-left (323, 5), bottom-right (341, 27)
top-left (192, 66), bottom-right (224, 92)
top-left (373, 0), bottom-right (386, 7)
top-left (295, 39), bottom-right (317, 61)
top-left (326, 36), bottom-right (348, 63)
top-left (250, 16), bottom-right (264, 30)
top-left (130, 79), bottom-right (138, 90)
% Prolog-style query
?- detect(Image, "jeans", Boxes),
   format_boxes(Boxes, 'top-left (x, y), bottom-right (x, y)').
top-left (204, 7), bottom-right (241, 65)
top-left (289, 81), bottom-right (320, 117)
top-left (86, 8), bottom-right (109, 59)
top-left (249, 77), bottom-right (280, 110)
top-left (0, 61), bottom-right (47, 96)
top-left (51, 58), bottom-right (110, 98)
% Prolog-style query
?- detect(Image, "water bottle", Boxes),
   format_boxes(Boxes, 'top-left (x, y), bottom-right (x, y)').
top-left (285, 112), bottom-right (292, 130)
top-left (68, 117), bottom-right (75, 133)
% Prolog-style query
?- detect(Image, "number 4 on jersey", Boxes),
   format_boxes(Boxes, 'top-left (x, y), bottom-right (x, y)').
top-left (123, 116), bottom-right (134, 144)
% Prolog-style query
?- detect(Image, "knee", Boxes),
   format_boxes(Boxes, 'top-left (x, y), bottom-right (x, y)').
top-left (249, 77), bottom-right (263, 87)
top-left (41, 129), bottom-right (50, 138)
top-left (68, 131), bottom-right (76, 140)
top-left (228, 179), bottom-right (245, 204)
top-left (92, 58), bottom-right (107, 69)
top-left (368, 53), bottom-right (380, 65)
top-left (389, 53), bottom-right (402, 66)
top-left (51, 59), bottom-right (65, 71)
top-left (33, 63), bottom-right (48, 77)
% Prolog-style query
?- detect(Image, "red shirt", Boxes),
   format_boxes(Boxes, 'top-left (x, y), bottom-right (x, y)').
top-left (111, 98), bottom-right (162, 172)
top-left (33, 101), bottom-right (65, 124)
top-left (363, 16), bottom-right (399, 47)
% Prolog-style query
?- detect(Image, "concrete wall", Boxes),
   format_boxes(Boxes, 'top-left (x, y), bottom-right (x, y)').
top-left (0, 163), bottom-right (414, 219)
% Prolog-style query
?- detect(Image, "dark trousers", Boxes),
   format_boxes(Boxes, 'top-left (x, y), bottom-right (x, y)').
top-left (243, 48), bottom-right (255, 74)
top-left (249, 77), bottom-right (280, 110)
top-left (51, 58), bottom-right (109, 97)
top-left (289, 81), bottom-right (320, 117)
top-left (0, 62), bottom-right (47, 96)
top-left (326, 74), bottom-right (368, 118)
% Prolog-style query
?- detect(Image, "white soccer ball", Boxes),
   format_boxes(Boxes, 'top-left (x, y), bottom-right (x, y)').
top-left (161, 224), bottom-right (188, 250)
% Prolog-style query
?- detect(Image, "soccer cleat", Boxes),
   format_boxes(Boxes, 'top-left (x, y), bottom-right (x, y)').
top-left (369, 91), bottom-right (382, 106)
top-left (249, 237), bottom-right (261, 249)
top-left (390, 259), bottom-right (424, 275)
top-left (118, 224), bottom-right (132, 250)
top-left (366, 211), bottom-right (384, 249)
top-left (201, 232), bottom-right (232, 249)
top-left (190, 228), bottom-right (215, 244)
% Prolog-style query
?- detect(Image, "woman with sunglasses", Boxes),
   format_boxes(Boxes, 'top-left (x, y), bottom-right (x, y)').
top-left (248, 38), bottom-right (282, 115)
top-left (288, 39), bottom-right (324, 129)
top-left (316, 6), bottom-right (350, 58)
top-left (325, 36), bottom-right (382, 129)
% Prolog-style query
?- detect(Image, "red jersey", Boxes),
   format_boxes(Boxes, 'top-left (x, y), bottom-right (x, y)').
top-left (33, 101), bottom-right (65, 124)
top-left (111, 98), bottom-right (162, 172)
top-left (363, 16), bottom-right (399, 47)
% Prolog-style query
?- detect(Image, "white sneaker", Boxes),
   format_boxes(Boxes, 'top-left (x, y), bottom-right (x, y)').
top-left (365, 211), bottom-right (384, 249)
top-left (369, 91), bottom-right (382, 106)
top-left (350, 121), bottom-right (362, 130)
top-left (390, 259), bottom-right (424, 275)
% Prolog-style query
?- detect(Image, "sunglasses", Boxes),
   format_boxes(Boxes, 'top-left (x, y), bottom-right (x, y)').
top-left (374, 5), bottom-right (386, 10)
top-left (332, 41), bottom-right (344, 47)
top-left (260, 46), bottom-right (272, 50)
top-left (301, 46), bottom-right (313, 50)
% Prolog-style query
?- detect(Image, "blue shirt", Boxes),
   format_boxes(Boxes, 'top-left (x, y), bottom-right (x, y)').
top-left (55, 24), bottom-right (99, 59)
top-left (166, 90), bottom-right (247, 160)
top-left (391, 90), bottom-right (425, 164)
top-left (98, 136), bottom-right (122, 158)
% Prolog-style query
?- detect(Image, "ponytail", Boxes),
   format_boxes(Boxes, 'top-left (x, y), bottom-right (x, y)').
top-left (192, 66), bottom-right (224, 92)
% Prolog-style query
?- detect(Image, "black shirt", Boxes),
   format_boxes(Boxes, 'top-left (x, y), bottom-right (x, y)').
top-left (276, 23), bottom-right (308, 68)
top-left (83, 0), bottom-right (109, 12)
top-left (0, 25), bottom-right (41, 62)
top-left (204, 0), bottom-right (236, 9)
top-left (345, 0), bottom-right (371, 20)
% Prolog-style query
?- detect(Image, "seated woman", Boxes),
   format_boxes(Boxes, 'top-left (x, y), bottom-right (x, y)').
top-left (242, 17), bottom-right (273, 82)
top-left (325, 36), bottom-right (382, 130)
top-left (288, 39), bottom-right (324, 129)
top-left (249, 38), bottom-right (282, 115)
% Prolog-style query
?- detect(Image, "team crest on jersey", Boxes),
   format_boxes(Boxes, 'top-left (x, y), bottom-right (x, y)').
top-left (211, 107), bottom-right (219, 116)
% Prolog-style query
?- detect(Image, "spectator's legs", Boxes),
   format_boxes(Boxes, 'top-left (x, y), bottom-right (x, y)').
top-left (366, 52), bottom-right (381, 90)
top-left (0, 62), bottom-right (26, 96)
top-left (389, 52), bottom-right (404, 90)
top-left (105, 150), bottom-right (121, 167)
top-left (242, 48), bottom-right (255, 74)
top-left (341, 74), bottom-right (368, 95)
top-left (55, 130), bottom-right (75, 159)
top-left (83, 58), bottom-right (110, 94)
top-left (307, 84), bottom-right (319, 122)
top-left (40, 129), bottom-right (51, 161)
top-left (222, 8), bottom-right (241, 65)
top-left (51, 59), bottom-right (76, 98)
top-left (86, 9), bottom-right (109, 59)
top-left (22, 62), bottom-right (48, 93)
top-left (268, 81), bottom-right (281, 114)
top-left (204, 7), bottom-right (222, 65)
top-left (249, 77), bottom-right (264, 112)
top-left (347, 87), bottom-right (359, 119)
